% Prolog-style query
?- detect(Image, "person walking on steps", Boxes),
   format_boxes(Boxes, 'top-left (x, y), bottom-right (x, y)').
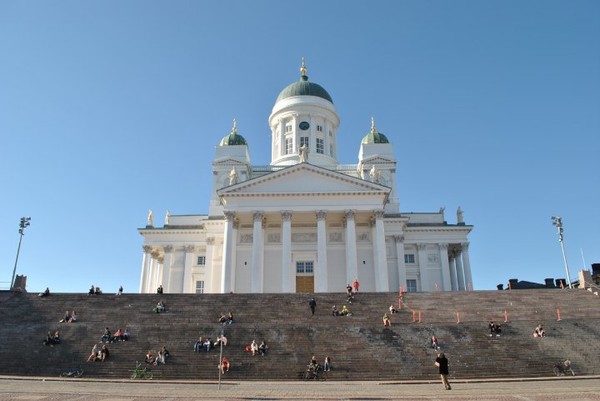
top-left (309, 298), bottom-right (317, 316)
top-left (435, 352), bottom-right (451, 390)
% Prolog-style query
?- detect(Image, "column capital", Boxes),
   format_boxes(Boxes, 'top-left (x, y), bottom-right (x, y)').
top-left (163, 245), bottom-right (174, 253)
top-left (393, 235), bottom-right (405, 243)
top-left (373, 210), bottom-right (385, 219)
top-left (156, 256), bottom-right (164, 264)
top-left (439, 243), bottom-right (449, 251)
top-left (344, 210), bottom-right (355, 220)
top-left (281, 211), bottom-right (292, 222)
top-left (183, 245), bottom-right (196, 253)
top-left (417, 243), bottom-right (427, 251)
top-left (206, 237), bottom-right (215, 245)
top-left (224, 211), bottom-right (235, 222)
top-left (461, 242), bottom-right (470, 251)
top-left (253, 211), bottom-right (264, 222)
top-left (143, 245), bottom-right (153, 253)
top-left (316, 210), bottom-right (327, 221)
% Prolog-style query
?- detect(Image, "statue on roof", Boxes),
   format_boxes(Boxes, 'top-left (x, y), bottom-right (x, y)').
top-left (357, 161), bottom-right (365, 179)
top-left (229, 166), bottom-right (239, 185)
top-left (147, 209), bottom-right (154, 227)
top-left (457, 207), bottom-right (464, 224)
top-left (299, 143), bottom-right (308, 163)
top-left (164, 210), bottom-right (171, 226)
top-left (369, 165), bottom-right (380, 183)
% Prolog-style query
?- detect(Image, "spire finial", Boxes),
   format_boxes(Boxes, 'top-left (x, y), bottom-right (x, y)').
top-left (370, 116), bottom-right (376, 133)
top-left (232, 118), bottom-right (237, 135)
top-left (300, 57), bottom-right (307, 77)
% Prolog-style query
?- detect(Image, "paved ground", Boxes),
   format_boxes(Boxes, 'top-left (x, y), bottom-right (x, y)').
top-left (0, 377), bottom-right (599, 400)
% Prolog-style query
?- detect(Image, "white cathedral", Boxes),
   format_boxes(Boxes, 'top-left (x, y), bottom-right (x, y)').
top-left (138, 62), bottom-right (473, 294)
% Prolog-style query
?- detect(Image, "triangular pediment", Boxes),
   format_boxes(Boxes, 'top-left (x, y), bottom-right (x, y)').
top-left (360, 156), bottom-right (396, 165)
top-left (212, 157), bottom-right (249, 167)
top-left (218, 163), bottom-right (390, 197)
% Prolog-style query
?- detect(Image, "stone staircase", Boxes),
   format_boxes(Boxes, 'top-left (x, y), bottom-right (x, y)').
top-left (0, 289), bottom-right (598, 381)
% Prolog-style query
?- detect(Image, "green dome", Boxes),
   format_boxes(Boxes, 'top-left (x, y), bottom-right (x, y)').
top-left (276, 75), bottom-right (333, 104)
top-left (361, 118), bottom-right (389, 144)
top-left (219, 120), bottom-right (247, 146)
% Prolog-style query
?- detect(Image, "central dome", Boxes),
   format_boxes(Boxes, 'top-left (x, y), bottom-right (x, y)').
top-left (275, 62), bottom-right (333, 104)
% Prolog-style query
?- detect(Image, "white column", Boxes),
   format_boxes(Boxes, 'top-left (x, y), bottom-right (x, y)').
top-left (462, 242), bottom-right (473, 290)
top-left (204, 238), bottom-right (215, 293)
top-left (455, 249), bottom-right (466, 291)
top-left (155, 255), bottom-right (164, 292)
top-left (449, 253), bottom-right (458, 291)
top-left (161, 245), bottom-right (174, 292)
top-left (221, 212), bottom-right (235, 293)
top-left (394, 235), bottom-right (407, 291)
top-left (344, 210), bottom-right (358, 285)
top-left (231, 221), bottom-right (238, 292)
top-left (439, 244), bottom-right (452, 291)
top-left (182, 245), bottom-right (195, 293)
top-left (281, 211), bottom-right (292, 293)
top-left (374, 210), bottom-right (389, 291)
top-left (148, 249), bottom-right (161, 293)
top-left (417, 243), bottom-right (428, 292)
top-left (316, 210), bottom-right (328, 292)
top-left (251, 211), bottom-right (264, 293)
top-left (139, 246), bottom-right (152, 293)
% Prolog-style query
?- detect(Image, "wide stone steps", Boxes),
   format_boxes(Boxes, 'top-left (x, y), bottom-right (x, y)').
top-left (0, 289), bottom-right (598, 380)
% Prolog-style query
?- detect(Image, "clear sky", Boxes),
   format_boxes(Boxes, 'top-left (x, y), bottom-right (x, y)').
top-left (1, 1), bottom-right (598, 294)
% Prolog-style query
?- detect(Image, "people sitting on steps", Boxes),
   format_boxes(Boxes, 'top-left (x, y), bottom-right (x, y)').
top-left (98, 344), bottom-right (109, 362)
top-left (489, 321), bottom-right (502, 337)
top-left (100, 327), bottom-right (114, 343)
top-left (153, 300), bottom-right (166, 313)
top-left (220, 357), bottom-right (230, 374)
top-left (145, 351), bottom-right (155, 364)
top-left (156, 285), bottom-right (163, 294)
top-left (194, 336), bottom-right (203, 352)
top-left (259, 340), bottom-right (269, 356)
top-left (389, 304), bottom-right (397, 314)
top-left (341, 304), bottom-right (352, 316)
top-left (214, 334), bottom-right (227, 347)
top-left (431, 335), bottom-right (440, 351)
top-left (87, 344), bottom-right (99, 361)
top-left (250, 339), bottom-right (259, 356)
top-left (332, 305), bottom-right (340, 316)
top-left (383, 313), bottom-right (391, 327)
top-left (534, 324), bottom-right (545, 338)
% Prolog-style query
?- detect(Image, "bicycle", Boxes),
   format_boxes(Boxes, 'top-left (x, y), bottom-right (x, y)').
top-left (553, 360), bottom-right (575, 376)
top-left (303, 364), bottom-right (321, 380)
top-left (131, 362), bottom-right (153, 379)
top-left (60, 367), bottom-right (83, 378)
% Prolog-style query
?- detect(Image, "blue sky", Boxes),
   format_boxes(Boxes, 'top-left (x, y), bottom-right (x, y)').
top-left (1, 1), bottom-right (598, 293)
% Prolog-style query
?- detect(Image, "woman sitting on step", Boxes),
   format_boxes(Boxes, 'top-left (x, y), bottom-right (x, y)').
top-left (534, 324), bottom-right (545, 338)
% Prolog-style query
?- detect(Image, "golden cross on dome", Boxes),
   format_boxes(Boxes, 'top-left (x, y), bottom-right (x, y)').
top-left (232, 118), bottom-right (238, 134)
top-left (371, 116), bottom-right (377, 133)
top-left (300, 57), bottom-right (307, 76)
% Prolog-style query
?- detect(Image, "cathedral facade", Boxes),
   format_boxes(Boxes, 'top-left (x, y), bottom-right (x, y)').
top-left (138, 63), bottom-right (473, 294)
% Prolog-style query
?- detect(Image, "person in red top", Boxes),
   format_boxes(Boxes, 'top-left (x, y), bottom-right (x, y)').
top-left (353, 279), bottom-right (360, 293)
top-left (220, 357), bottom-right (230, 373)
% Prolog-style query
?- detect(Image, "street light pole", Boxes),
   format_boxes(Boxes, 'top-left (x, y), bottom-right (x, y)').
top-left (11, 217), bottom-right (31, 290)
top-left (551, 216), bottom-right (572, 288)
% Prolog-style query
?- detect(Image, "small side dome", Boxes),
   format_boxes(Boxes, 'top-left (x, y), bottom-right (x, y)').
top-left (219, 119), bottom-right (247, 146)
top-left (275, 59), bottom-right (333, 104)
top-left (361, 117), bottom-right (389, 144)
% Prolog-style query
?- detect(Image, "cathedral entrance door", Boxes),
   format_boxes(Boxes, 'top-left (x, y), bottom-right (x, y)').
top-left (295, 261), bottom-right (314, 293)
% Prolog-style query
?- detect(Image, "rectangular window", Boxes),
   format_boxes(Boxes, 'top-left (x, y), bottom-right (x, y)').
top-left (197, 256), bottom-right (206, 265)
top-left (300, 136), bottom-right (309, 148)
top-left (296, 261), bottom-right (314, 274)
top-left (406, 279), bottom-right (417, 293)
top-left (404, 254), bottom-right (415, 264)
top-left (317, 125), bottom-right (323, 132)
top-left (285, 124), bottom-right (292, 133)
top-left (195, 280), bottom-right (205, 294)
top-left (316, 138), bottom-right (324, 154)
top-left (285, 138), bottom-right (293, 155)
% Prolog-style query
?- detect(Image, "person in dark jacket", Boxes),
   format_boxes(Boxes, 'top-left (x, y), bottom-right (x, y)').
top-left (435, 352), bottom-right (451, 390)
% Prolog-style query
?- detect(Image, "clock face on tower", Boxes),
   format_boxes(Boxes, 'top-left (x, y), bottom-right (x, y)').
top-left (299, 121), bottom-right (310, 130)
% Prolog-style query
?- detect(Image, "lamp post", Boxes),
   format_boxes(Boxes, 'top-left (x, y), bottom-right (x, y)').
top-left (11, 217), bottom-right (31, 290)
top-left (551, 216), bottom-right (572, 288)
